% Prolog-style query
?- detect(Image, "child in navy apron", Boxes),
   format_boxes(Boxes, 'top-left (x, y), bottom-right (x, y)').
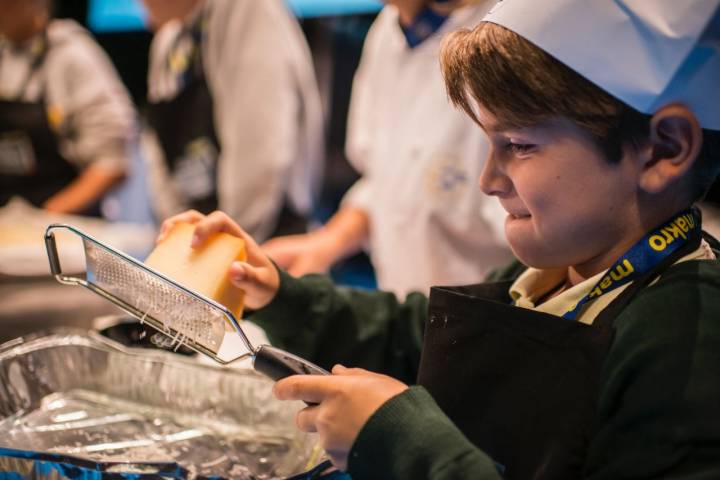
top-left (0, 0), bottom-right (134, 215)
top-left (155, 1), bottom-right (720, 478)
top-left (141, 0), bottom-right (323, 241)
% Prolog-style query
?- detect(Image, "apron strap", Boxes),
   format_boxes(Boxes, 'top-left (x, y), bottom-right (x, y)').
top-left (9, 32), bottom-right (49, 101)
top-left (702, 230), bottom-right (720, 253)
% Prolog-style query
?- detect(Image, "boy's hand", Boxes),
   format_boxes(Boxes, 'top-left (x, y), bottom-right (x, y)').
top-left (273, 365), bottom-right (409, 471)
top-left (157, 210), bottom-right (280, 310)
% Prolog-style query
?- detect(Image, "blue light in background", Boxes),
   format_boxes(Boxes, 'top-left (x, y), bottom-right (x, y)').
top-left (87, 0), bottom-right (147, 32)
top-left (285, 0), bottom-right (382, 18)
top-left (87, 0), bottom-right (382, 33)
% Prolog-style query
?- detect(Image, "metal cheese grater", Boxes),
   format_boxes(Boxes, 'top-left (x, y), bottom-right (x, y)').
top-left (44, 224), bottom-right (328, 381)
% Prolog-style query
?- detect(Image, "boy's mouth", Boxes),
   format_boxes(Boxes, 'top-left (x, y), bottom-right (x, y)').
top-left (501, 201), bottom-right (531, 220)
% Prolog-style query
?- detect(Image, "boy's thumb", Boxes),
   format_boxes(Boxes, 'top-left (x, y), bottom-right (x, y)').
top-left (229, 262), bottom-right (261, 286)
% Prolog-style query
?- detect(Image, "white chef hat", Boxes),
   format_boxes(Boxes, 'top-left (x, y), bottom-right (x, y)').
top-left (484, 0), bottom-right (720, 131)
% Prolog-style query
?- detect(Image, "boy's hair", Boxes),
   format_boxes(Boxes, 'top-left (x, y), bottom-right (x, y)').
top-left (440, 21), bottom-right (720, 201)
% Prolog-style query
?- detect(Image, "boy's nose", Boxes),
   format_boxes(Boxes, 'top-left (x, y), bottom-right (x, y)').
top-left (479, 153), bottom-right (512, 197)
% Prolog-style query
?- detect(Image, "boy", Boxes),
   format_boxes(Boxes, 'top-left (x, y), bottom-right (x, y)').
top-left (157, 0), bottom-right (720, 478)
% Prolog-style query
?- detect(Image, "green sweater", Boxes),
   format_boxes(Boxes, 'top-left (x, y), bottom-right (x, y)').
top-left (248, 259), bottom-right (720, 479)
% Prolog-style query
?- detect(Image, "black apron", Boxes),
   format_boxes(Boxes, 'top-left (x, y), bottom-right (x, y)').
top-left (417, 233), bottom-right (703, 479)
top-left (145, 18), bottom-right (220, 215)
top-left (0, 37), bottom-right (79, 208)
top-left (145, 12), bottom-right (307, 237)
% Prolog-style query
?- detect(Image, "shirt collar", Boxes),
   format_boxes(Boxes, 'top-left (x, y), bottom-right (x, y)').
top-left (510, 267), bottom-right (568, 308)
top-left (400, 5), bottom-right (450, 48)
top-left (510, 239), bottom-right (717, 320)
top-left (511, 267), bottom-right (605, 317)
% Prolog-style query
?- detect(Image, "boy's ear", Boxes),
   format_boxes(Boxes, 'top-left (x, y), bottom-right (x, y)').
top-left (638, 104), bottom-right (703, 194)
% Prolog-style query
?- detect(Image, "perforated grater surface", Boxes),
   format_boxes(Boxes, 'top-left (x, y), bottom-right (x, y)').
top-left (45, 224), bottom-right (328, 382)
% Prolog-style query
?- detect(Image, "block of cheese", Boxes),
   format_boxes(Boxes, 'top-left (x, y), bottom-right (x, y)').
top-left (144, 222), bottom-right (246, 323)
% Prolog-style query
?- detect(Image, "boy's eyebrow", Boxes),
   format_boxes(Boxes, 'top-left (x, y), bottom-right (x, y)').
top-left (476, 118), bottom-right (528, 134)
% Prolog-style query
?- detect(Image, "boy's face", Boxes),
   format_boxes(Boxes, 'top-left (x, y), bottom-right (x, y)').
top-left (475, 107), bottom-right (642, 273)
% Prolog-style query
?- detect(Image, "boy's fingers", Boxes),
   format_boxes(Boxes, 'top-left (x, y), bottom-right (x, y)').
top-left (273, 375), bottom-right (338, 404)
top-left (333, 365), bottom-right (366, 375)
top-left (192, 211), bottom-right (263, 258)
top-left (332, 365), bottom-right (372, 377)
top-left (157, 210), bottom-right (204, 243)
top-left (295, 405), bottom-right (320, 433)
top-left (191, 211), bottom-right (233, 247)
top-left (229, 262), bottom-right (246, 281)
top-left (228, 261), bottom-right (278, 310)
top-left (229, 262), bottom-right (264, 287)
top-left (206, 210), bottom-right (244, 235)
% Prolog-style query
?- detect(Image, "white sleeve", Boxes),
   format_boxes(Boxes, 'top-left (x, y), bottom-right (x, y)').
top-left (45, 21), bottom-right (136, 174)
top-left (205, 0), bottom-right (312, 241)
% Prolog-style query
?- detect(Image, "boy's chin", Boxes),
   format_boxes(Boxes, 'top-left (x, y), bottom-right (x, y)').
top-left (505, 223), bottom-right (542, 266)
top-left (504, 215), bottom-right (533, 241)
top-left (508, 243), bottom-right (566, 271)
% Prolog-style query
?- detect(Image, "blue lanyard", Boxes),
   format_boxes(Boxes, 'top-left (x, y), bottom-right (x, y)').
top-left (562, 208), bottom-right (701, 320)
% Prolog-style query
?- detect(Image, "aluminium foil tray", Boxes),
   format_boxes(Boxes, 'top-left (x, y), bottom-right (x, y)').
top-left (0, 330), bottom-right (318, 479)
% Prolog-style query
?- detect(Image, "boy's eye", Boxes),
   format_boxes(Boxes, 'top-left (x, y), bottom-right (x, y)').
top-left (505, 142), bottom-right (536, 154)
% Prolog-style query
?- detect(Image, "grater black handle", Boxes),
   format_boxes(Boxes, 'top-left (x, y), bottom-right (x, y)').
top-left (254, 345), bottom-right (329, 406)
top-left (45, 231), bottom-right (62, 275)
top-left (254, 345), bottom-right (329, 380)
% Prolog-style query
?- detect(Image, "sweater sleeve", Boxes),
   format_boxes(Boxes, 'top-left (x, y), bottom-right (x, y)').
top-left (348, 386), bottom-right (502, 479)
top-left (246, 268), bottom-right (428, 383)
top-left (47, 20), bottom-right (135, 174)
top-left (585, 261), bottom-right (720, 479)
